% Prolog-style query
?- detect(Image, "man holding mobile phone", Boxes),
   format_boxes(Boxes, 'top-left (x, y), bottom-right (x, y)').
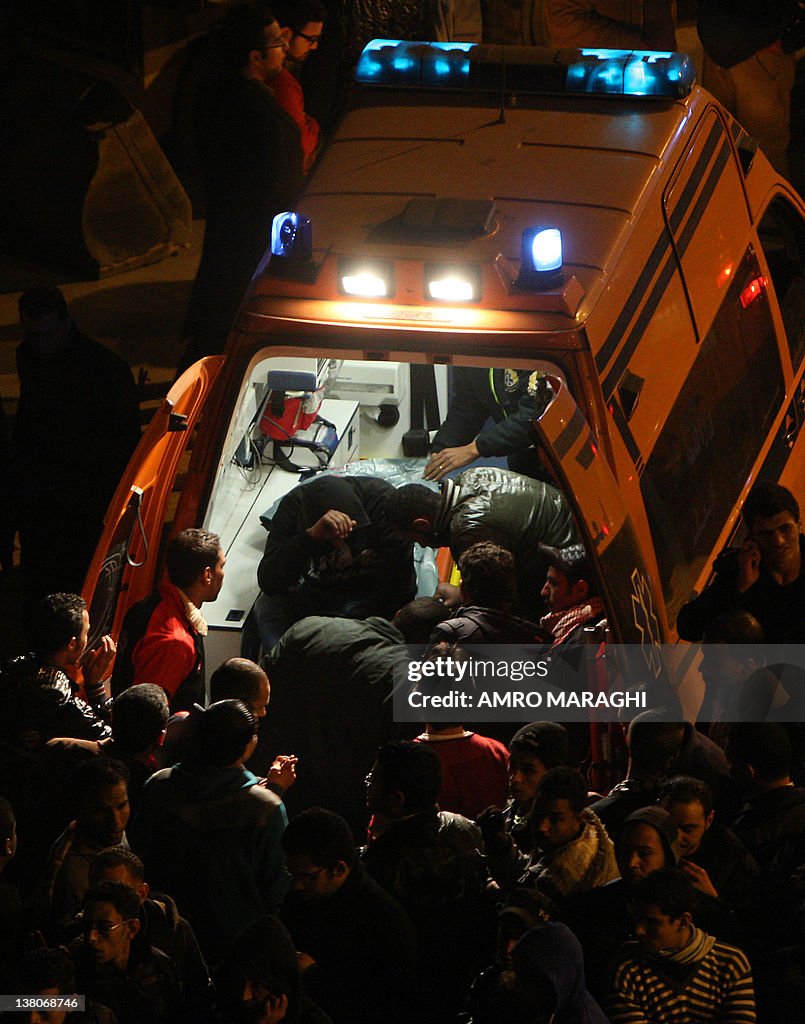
top-left (677, 482), bottom-right (805, 643)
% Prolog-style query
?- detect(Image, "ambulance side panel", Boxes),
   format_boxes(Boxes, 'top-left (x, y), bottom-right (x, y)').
top-left (583, 104), bottom-right (804, 633)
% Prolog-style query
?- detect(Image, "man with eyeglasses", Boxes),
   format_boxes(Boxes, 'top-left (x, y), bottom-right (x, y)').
top-left (179, 0), bottom-right (304, 369)
top-left (73, 880), bottom-right (182, 1024)
top-left (271, 0), bottom-right (326, 171)
top-left (87, 848), bottom-right (214, 1021)
top-left (279, 807), bottom-right (415, 1024)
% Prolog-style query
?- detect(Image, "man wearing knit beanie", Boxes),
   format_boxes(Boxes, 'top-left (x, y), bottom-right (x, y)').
top-left (478, 721), bottom-right (569, 863)
top-left (510, 721), bottom-right (571, 772)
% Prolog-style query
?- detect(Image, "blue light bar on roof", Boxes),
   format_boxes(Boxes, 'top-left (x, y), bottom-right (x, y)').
top-left (354, 40), bottom-right (695, 99)
top-left (356, 39), bottom-right (474, 87)
top-left (567, 49), bottom-right (693, 97)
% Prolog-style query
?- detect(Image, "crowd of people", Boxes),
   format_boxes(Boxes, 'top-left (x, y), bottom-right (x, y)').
top-left (1, 2), bottom-right (804, 1022)
top-left (0, 466), bottom-right (804, 1023)
top-left (2, 262), bottom-right (805, 1024)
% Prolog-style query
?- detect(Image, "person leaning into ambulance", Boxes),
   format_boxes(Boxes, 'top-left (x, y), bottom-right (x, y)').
top-left (424, 367), bottom-right (553, 483)
top-left (676, 482), bottom-right (805, 644)
top-left (255, 475), bottom-right (417, 652)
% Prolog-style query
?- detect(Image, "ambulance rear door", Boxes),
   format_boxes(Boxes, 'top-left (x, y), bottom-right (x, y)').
top-left (532, 374), bottom-right (667, 678)
top-left (82, 356), bottom-right (225, 649)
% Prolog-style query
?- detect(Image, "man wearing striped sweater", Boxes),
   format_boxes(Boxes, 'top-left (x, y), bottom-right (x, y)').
top-left (607, 869), bottom-right (756, 1023)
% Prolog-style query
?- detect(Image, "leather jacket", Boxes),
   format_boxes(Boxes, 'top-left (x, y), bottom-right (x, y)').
top-left (0, 653), bottom-right (111, 747)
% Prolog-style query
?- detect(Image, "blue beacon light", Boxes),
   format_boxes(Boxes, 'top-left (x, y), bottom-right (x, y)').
top-left (355, 39), bottom-right (474, 86)
top-left (519, 227), bottom-right (563, 289)
top-left (566, 49), bottom-right (693, 97)
top-left (531, 228), bottom-right (562, 273)
top-left (269, 211), bottom-right (317, 279)
top-left (271, 212), bottom-right (312, 262)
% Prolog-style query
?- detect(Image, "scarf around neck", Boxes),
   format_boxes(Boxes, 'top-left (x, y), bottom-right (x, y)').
top-left (656, 925), bottom-right (715, 966)
top-left (541, 597), bottom-right (605, 646)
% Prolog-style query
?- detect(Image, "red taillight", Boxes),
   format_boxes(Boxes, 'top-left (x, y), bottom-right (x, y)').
top-left (739, 275), bottom-right (766, 309)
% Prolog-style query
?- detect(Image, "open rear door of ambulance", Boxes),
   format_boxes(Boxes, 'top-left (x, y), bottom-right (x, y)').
top-left (82, 356), bottom-right (225, 650)
top-left (532, 376), bottom-right (668, 663)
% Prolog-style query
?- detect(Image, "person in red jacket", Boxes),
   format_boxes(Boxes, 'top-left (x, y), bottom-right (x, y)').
top-left (129, 529), bottom-right (225, 712)
top-left (272, 0), bottom-right (326, 171)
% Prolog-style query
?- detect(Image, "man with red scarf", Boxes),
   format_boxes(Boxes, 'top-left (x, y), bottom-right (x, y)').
top-left (539, 544), bottom-right (605, 647)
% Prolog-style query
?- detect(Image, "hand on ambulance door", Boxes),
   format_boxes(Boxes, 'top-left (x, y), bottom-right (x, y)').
top-left (307, 510), bottom-right (357, 541)
top-left (423, 441), bottom-right (480, 481)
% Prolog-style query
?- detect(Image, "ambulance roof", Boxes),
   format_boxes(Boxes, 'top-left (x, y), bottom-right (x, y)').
top-left (306, 94), bottom-right (694, 313)
top-left (246, 45), bottom-right (714, 343)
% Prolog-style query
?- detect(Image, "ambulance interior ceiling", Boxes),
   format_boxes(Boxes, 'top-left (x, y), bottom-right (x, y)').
top-left (300, 95), bottom-right (691, 316)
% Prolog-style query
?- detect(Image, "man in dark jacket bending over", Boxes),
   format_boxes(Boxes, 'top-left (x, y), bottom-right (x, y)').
top-left (255, 474), bottom-right (416, 651)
